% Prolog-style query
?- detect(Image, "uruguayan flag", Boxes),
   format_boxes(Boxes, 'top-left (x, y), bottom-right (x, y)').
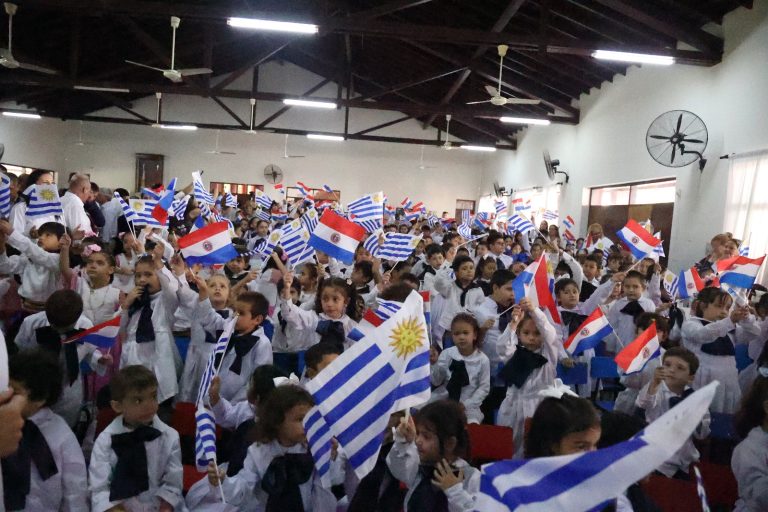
top-left (253, 189), bottom-right (273, 210)
top-left (458, 223), bottom-right (481, 241)
top-left (363, 232), bottom-right (382, 258)
top-left (427, 214), bottom-right (440, 228)
top-left (141, 187), bottom-right (161, 201)
top-left (171, 195), bottom-right (190, 220)
top-left (131, 199), bottom-right (164, 227)
top-left (223, 193), bottom-right (238, 208)
top-left (347, 192), bottom-right (384, 233)
top-left (280, 220), bottom-right (312, 266)
top-left (301, 207), bottom-right (319, 233)
top-left (304, 291), bottom-right (431, 481)
top-left (508, 214), bottom-right (535, 234)
top-left (0, 174), bottom-right (12, 218)
top-left (378, 233), bottom-right (421, 261)
top-left (542, 209), bottom-right (558, 221)
top-left (195, 405), bottom-right (218, 471)
top-left (192, 170), bottom-right (213, 204)
top-left (476, 382), bottom-right (717, 512)
top-left (253, 208), bottom-right (271, 222)
top-left (739, 236), bottom-right (750, 257)
top-left (26, 184), bottom-right (63, 217)
top-left (115, 192), bottom-right (138, 223)
top-left (196, 317), bottom-right (236, 405)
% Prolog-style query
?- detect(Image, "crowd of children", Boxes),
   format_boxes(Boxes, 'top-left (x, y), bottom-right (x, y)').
top-left (0, 174), bottom-right (766, 511)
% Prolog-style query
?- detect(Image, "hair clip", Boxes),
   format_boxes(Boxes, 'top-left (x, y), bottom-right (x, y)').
top-left (273, 373), bottom-right (300, 388)
top-left (82, 244), bottom-right (102, 257)
top-left (758, 366), bottom-right (768, 378)
top-left (537, 378), bottom-right (578, 399)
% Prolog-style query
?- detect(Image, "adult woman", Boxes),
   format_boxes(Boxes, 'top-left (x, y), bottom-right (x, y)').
top-left (9, 169), bottom-right (58, 237)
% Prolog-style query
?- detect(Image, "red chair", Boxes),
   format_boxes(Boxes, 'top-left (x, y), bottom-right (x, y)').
top-left (641, 474), bottom-right (700, 512)
top-left (696, 461), bottom-right (738, 510)
top-left (467, 424), bottom-right (514, 464)
top-left (183, 464), bottom-right (207, 493)
top-left (95, 407), bottom-right (118, 437)
top-left (172, 402), bottom-right (198, 437)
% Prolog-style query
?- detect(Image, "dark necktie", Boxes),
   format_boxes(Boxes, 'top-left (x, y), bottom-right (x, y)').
top-left (579, 282), bottom-right (597, 303)
top-left (226, 334), bottom-right (259, 375)
top-left (496, 257), bottom-right (506, 270)
top-left (561, 311), bottom-right (588, 336)
top-left (316, 320), bottom-right (345, 351)
top-left (128, 290), bottom-right (155, 343)
top-left (669, 388), bottom-right (695, 408)
top-left (35, 326), bottom-right (80, 385)
top-left (261, 452), bottom-right (315, 512)
top-left (620, 300), bottom-right (645, 318)
top-left (1, 420), bottom-right (59, 510)
top-left (109, 425), bottom-right (161, 501)
top-left (346, 442), bottom-right (400, 512)
top-left (456, 281), bottom-right (480, 307)
top-left (226, 419), bottom-right (256, 477)
top-left (406, 465), bottom-right (449, 512)
top-left (497, 304), bottom-right (512, 332)
top-left (446, 360), bottom-right (470, 401)
top-left (203, 310), bottom-right (230, 344)
top-left (701, 329), bottom-right (736, 356)
top-left (357, 285), bottom-right (371, 295)
top-left (499, 346), bottom-right (548, 388)
top-left (278, 311), bottom-right (288, 333)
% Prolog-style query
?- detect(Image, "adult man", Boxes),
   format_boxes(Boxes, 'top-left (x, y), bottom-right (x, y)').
top-left (60, 174), bottom-right (95, 236)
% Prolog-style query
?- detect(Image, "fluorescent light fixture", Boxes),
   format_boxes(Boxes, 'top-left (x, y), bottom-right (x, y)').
top-left (282, 99), bottom-right (337, 109)
top-left (591, 50), bottom-right (674, 66)
top-left (462, 145), bottom-right (497, 152)
top-left (2, 111), bottom-right (41, 119)
top-left (158, 124), bottom-right (198, 131)
top-left (500, 116), bottom-right (551, 126)
top-left (227, 17), bottom-right (318, 34)
top-left (74, 85), bottom-right (131, 93)
top-left (307, 134), bottom-right (344, 141)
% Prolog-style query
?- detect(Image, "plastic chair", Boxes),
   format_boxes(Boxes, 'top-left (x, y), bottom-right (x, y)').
top-left (641, 474), bottom-right (700, 512)
top-left (695, 461), bottom-right (738, 510)
top-left (735, 344), bottom-right (753, 372)
top-left (467, 424), bottom-right (514, 463)
top-left (172, 402), bottom-right (199, 437)
top-left (591, 356), bottom-right (623, 401)
top-left (709, 412), bottom-right (737, 440)
top-left (557, 362), bottom-right (588, 387)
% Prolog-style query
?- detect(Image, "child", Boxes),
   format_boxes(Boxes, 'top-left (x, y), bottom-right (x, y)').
top-left (224, 253), bottom-right (249, 288)
top-left (434, 255), bottom-right (484, 337)
top-left (681, 287), bottom-right (759, 413)
top-left (388, 400), bottom-right (479, 511)
top-left (474, 255), bottom-right (497, 296)
top-left (418, 244), bottom-right (447, 293)
top-left (430, 314), bottom-right (491, 424)
top-left (525, 389), bottom-right (601, 458)
top-left (120, 254), bottom-right (180, 405)
top-left (496, 298), bottom-right (561, 455)
top-left (113, 232), bottom-right (139, 294)
top-left (635, 347), bottom-right (710, 478)
top-left (732, 373), bottom-right (768, 511)
top-left (15, 290), bottom-right (105, 426)
top-left (304, 342), bottom-right (342, 381)
top-left (2, 350), bottom-right (88, 511)
top-left (205, 385), bottom-right (336, 511)
top-left (579, 253), bottom-right (603, 302)
top-left (297, 262), bottom-right (319, 307)
top-left (607, 270), bottom-right (656, 352)
top-left (89, 365), bottom-right (183, 511)
top-left (614, 313), bottom-right (671, 414)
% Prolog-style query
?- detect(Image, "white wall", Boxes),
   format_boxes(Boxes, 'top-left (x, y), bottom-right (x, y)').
top-left (480, 0), bottom-right (768, 271)
top-left (0, 60), bottom-right (486, 214)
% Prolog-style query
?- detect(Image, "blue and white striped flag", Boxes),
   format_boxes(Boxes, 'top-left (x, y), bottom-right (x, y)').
top-left (661, 269), bottom-right (679, 297)
top-left (495, 200), bottom-right (508, 216)
top-left (0, 174), bottom-right (12, 218)
top-left (253, 209), bottom-right (271, 222)
top-left (171, 195), bottom-right (190, 220)
top-left (304, 291), bottom-right (431, 481)
top-left (348, 192), bottom-right (385, 233)
top-left (650, 232), bottom-right (665, 261)
top-left (253, 189), bottom-right (272, 210)
top-left (115, 192), bottom-right (138, 223)
top-left (280, 220), bottom-right (312, 267)
top-left (508, 214), bottom-right (535, 234)
top-left (223, 193), bottom-right (237, 208)
top-left (300, 207), bottom-right (319, 233)
top-left (195, 405), bottom-right (218, 471)
top-left (476, 382), bottom-right (717, 512)
top-left (461, 210), bottom-right (470, 224)
top-left (26, 184), bottom-right (63, 218)
top-left (322, 184), bottom-right (334, 194)
top-left (427, 214), bottom-right (440, 228)
top-left (196, 317), bottom-right (236, 406)
top-left (739, 234), bottom-right (751, 257)
top-left (131, 199), bottom-right (164, 227)
top-left (542, 209), bottom-right (558, 221)
top-left (378, 233), bottom-right (421, 261)
top-left (141, 187), bottom-right (161, 201)
top-left (258, 229), bottom-right (282, 259)
top-left (363, 232), bottom-right (382, 258)
top-left (192, 171), bottom-right (213, 204)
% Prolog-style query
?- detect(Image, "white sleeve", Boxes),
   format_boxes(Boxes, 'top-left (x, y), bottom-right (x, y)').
top-left (60, 429), bottom-right (89, 512)
top-left (531, 308), bottom-right (560, 364)
top-left (0, 252), bottom-right (25, 275)
top-left (646, 273), bottom-right (662, 306)
top-left (464, 357), bottom-right (490, 410)
top-left (155, 431), bottom-right (183, 508)
top-left (89, 433), bottom-right (119, 512)
top-left (8, 230), bottom-right (60, 270)
top-left (279, 298), bottom-right (320, 330)
top-left (561, 252), bottom-right (583, 290)
top-left (431, 350), bottom-right (450, 386)
top-left (445, 470), bottom-right (480, 512)
top-left (582, 279), bottom-right (615, 314)
top-left (732, 441), bottom-right (768, 510)
top-left (497, 325), bottom-right (518, 363)
top-left (682, 317), bottom-right (737, 346)
top-left (15, 316), bottom-right (36, 351)
top-left (386, 434), bottom-right (420, 487)
top-left (220, 447), bottom-right (262, 506)
top-left (433, 267), bottom-right (454, 299)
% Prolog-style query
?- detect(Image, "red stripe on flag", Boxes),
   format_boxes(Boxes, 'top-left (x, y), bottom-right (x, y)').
top-left (624, 219), bottom-right (661, 247)
top-left (615, 323), bottom-right (657, 372)
top-left (62, 316), bottom-right (121, 344)
top-left (363, 309), bottom-right (384, 327)
top-left (319, 210), bottom-right (366, 241)
top-left (177, 221), bottom-right (230, 248)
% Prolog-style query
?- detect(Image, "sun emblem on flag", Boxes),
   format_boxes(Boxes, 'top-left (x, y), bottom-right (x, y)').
top-left (270, 231), bottom-right (281, 242)
top-left (389, 316), bottom-right (425, 359)
top-left (410, 237), bottom-right (420, 248)
top-left (331, 233), bottom-right (341, 243)
top-left (372, 192), bottom-right (383, 203)
top-left (40, 188), bottom-right (56, 201)
top-left (132, 201), bottom-right (143, 211)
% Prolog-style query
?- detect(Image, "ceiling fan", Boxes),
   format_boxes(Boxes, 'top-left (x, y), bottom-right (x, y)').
top-left (1, 3), bottom-right (57, 74)
top-left (417, 145), bottom-right (436, 170)
top-left (125, 16), bottom-right (212, 83)
top-left (282, 135), bottom-right (305, 158)
top-left (441, 114), bottom-right (455, 150)
top-left (205, 130), bottom-right (236, 155)
top-left (73, 121), bottom-right (94, 147)
top-left (466, 45), bottom-right (540, 106)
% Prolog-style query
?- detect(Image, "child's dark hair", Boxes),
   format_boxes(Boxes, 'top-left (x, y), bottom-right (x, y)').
top-left (555, 261), bottom-right (573, 279)
top-left (305, 343), bottom-right (343, 372)
top-left (111, 365), bottom-right (158, 402)
top-left (134, 254), bottom-right (156, 270)
top-left (451, 254), bottom-right (474, 273)
top-left (635, 313), bottom-right (669, 335)
top-left (379, 282), bottom-right (414, 302)
top-left (9, 350), bottom-right (62, 406)
top-left (276, 276), bottom-right (301, 298)
top-left (82, 237), bottom-right (117, 267)
top-left (38, 222), bottom-right (66, 239)
top-left (735, 375), bottom-right (768, 438)
top-left (487, 232), bottom-right (503, 247)
top-left (45, 289), bottom-right (83, 328)
top-left (490, 269), bottom-right (515, 290)
top-left (451, 312), bottom-right (482, 348)
top-left (525, 395), bottom-right (600, 458)
top-left (236, 291), bottom-right (269, 319)
top-left (246, 364), bottom-right (287, 404)
top-left (315, 277), bottom-right (359, 320)
top-left (474, 256), bottom-right (497, 279)
top-left (663, 346), bottom-right (699, 375)
top-left (300, 262), bottom-right (319, 282)
top-left (692, 287), bottom-right (732, 317)
top-left (414, 400), bottom-right (469, 459)
top-left (607, 252), bottom-right (623, 266)
top-left (254, 385), bottom-right (314, 443)
top-left (353, 260), bottom-right (374, 282)
top-left (598, 412), bottom-right (647, 448)
top-left (262, 247), bottom-right (284, 271)
top-left (425, 243), bottom-right (445, 259)
top-left (584, 253), bottom-right (603, 268)
top-left (624, 270), bottom-right (647, 285)
top-left (399, 273), bottom-right (420, 289)
top-left (554, 278), bottom-right (579, 296)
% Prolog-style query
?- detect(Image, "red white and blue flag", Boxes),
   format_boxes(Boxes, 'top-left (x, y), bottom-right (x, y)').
top-left (63, 315), bottom-right (121, 350)
top-left (616, 219), bottom-right (661, 260)
top-left (563, 215), bottom-right (575, 230)
top-left (615, 323), bottom-right (660, 374)
top-left (151, 177), bottom-right (177, 225)
top-left (678, 266), bottom-right (705, 299)
top-left (401, 197), bottom-right (412, 210)
top-left (178, 221), bottom-right (239, 265)
top-left (296, 181), bottom-right (314, 199)
top-left (308, 210), bottom-right (366, 264)
top-left (716, 255), bottom-right (765, 290)
top-left (511, 255), bottom-right (561, 324)
top-left (563, 308), bottom-right (614, 356)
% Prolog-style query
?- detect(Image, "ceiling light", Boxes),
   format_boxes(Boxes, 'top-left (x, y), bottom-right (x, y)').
top-left (282, 99), bottom-right (337, 109)
top-left (74, 85), bottom-right (131, 93)
top-left (500, 116), bottom-right (551, 126)
top-left (307, 134), bottom-right (344, 141)
top-left (227, 17), bottom-right (318, 34)
top-left (462, 145), bottom-right (497, 152)
top-left (2, 111), bottom-right (41, 119)
top-left (591, 50), bottom-right (674, 66)
top-left (156, 124), bottom-right (197, 131)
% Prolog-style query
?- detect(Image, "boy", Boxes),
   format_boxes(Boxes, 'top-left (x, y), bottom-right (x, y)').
top-left (15, 290), bottom-right (106, 427)
top-left (607, 270), bottom-right (656, 351)
top-left (4, 350), bottom-right (88, 511)
top-left (224, 254), bottom-right (249, 288)
top-left (635, 347), bottom-right (710, 478)
top-left (417, 244), bottom-right (447, 293)
top-left (304, 342), bottom-right (342, 381)
top-left (90, 365), bottom-right (182, 511)
top-left (579, 253), bottom-right (603, 302)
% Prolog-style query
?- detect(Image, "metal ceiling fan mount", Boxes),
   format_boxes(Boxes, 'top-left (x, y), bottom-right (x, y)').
top-left (1, 2), bottom-right (57, 74)
top-left (466, 45), bottom-right (540, 107)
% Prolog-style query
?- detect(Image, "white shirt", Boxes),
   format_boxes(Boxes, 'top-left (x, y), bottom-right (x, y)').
top-left (430, 347), bottom-right (490, 424)
top-left (732, 426), bottom-right (768, 512)
top-left (60, 191), bottom-right (94, 235)
top-left (433, 268), bottom-right (485, 330)
top-left (607, 297), bottom-right (656, 351)
top-left (100, 197), bottom-right (123, 242)
top-left (0, 230), bottom-right (62, 303)
top-left (217, 327), bottom-right (273, 404)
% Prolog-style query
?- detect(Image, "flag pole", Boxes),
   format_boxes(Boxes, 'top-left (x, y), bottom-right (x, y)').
top-left (213, 460), bottom-right (227, 504)
top-left (456, 232), bottom-right (489, 248)
top-left (214, 315), bottom-right (238, 376)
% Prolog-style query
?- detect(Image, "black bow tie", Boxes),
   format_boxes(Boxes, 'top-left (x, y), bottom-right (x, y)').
top-left (561, 311), bottom-right (588, 336)
top-left (499, 346), bottom-right (548, 388)
top-left (128, 290), bottom-right (155, 343)
top-left (701, 330), bottom-right (736, 356)
top-left (226, 334), bottom-right (260, 375)
top-left (446, 359), bottom-right (470, 401)
top-left (407, 465), bottom-right (449, 512)
top-left (35, 326), bottom-right (81, 385)
top-left (109, 425), bottom-right (161, 501)
top-left (669, 388), bottom-right (695, 409)
top-left (456, 281), bottom-right (480, 307)
top-left (1, 419), bottom-right (59, 510)
top-left (620, 300), bottom-right (645, 317)
top-left (316, 319), bottom-right (345, 351)
top-left (261, 452), bottom-right (315, 512)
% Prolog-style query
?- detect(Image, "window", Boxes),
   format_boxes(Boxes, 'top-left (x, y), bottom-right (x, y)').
top-left (511, 184), bottom-right (560, 222)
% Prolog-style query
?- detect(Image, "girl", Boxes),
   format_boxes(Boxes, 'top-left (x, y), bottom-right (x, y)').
top-left (682, 287), bottom-right (760, 413)
top-left (636, 257), bottom-right (662, 306)
top-left (280, 274), bottom-right (359, 351)
top-left (271, 278), bottom-right (314, 374)
top-left (474, 255), bottom-right (497, 296)
top-left (430, 314), bottom-right (491, 424)
top-left (297, 262), bottom-right (319, 307)
top-left (388, 400), bottom-right (479, 511)
top-left (497, 298), bottom-right (562, 456)
top-left (434, 255), bottom-right (485, 345)
top-left (9, 169), bottom-right (59, 237)
top-left (525, 388), bottom-right (601, 458)
top-left (205, 385), bottom-right (336, 511)
top-left (732, 373), bottom-right (768, 512)
top-left (112, 232), bottom-right (139, 294)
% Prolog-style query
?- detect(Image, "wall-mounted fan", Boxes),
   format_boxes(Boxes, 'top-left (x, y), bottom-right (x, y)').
top-left (466, 45), bottom-right (540, 106)
top-left (264, 164), bottom-right (283, 184)
top-left (1, 3), bottom-right (56, 74)
top-left (543, 151), bottom-right (570, 183)
top-left (493, 181), bottom-right (511, 197)
top-left (646, 110), bottom-right (708, 171)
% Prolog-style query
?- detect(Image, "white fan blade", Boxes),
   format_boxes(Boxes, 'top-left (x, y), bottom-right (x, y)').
top-left (219, 151), bottom-right (237, 155)
top-left (125, 60), bottom-right (167, 73)
top-left (179, 67), bottom-right (213, 77)
top-left (505, 98), bottom-right (541, 105)
top-left (18, 61), bottom-right (57, 74)
top-left (484, 85), bottom-right (499, 97)
top-left (466, 100), bottom-right (493, 105)
top-left (0, 48), bottom-right (12, 59)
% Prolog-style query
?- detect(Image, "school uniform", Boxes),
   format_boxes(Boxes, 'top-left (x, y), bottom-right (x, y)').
top-left (247, 268), bottom-right (281, 311)
top-left (470, 297), bottom-right (512, 374)
top-left (738, 324), bottom-right (767, 393)
top-left (607, 297), bottom-right (656, 352)
top-left (279, 299), bottom-right (358, 351)
top-left (433, 268), bottom-right (485, 333)
top-left (430, 347), bottom-right (491, 424)
top-left (71, 270), bottom-right (122, 325)
top-left (15, 312), bottom-right (99, 426)
top-left (386, 431), bottom-right (479, 512)
top-left (217, 326), bottom-right (273, 404)
top-left (0, 230), bottom-right (63, 309)
top-left (89, 415), bottom-right (183, 512)
top-left (681, 315), bottom-right (760, 413)
top-left (9, 201), bottom-right (62, 238)
top-left (271, 300), bottom-right (317, 354)
top-left (113, 252), bottom-right (138, 294)
top-left (0, 407), bottom-right (88, 512)
top-left (731, 426), bottom-right (768, 512)
top-left (636, 381), bottom-right (710, 477)
top-left (614, 349), bottom-right (664, 415)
